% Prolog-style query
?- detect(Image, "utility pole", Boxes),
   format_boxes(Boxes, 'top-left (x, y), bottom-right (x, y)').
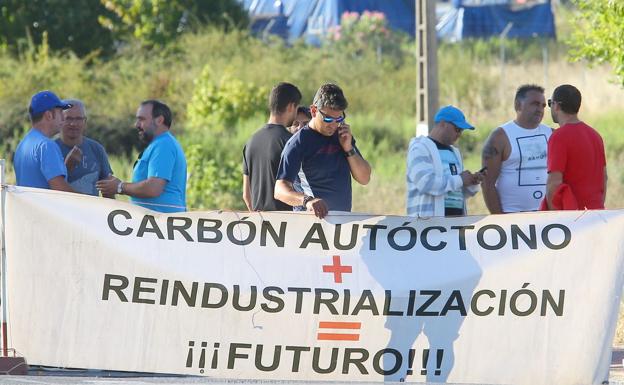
top-left (416, 0), bottom-right (439, 136)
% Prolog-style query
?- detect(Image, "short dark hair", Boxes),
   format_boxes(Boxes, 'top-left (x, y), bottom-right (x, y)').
top-left (514, 84), bottom-right (544, 103)
top-left (269, 82), bottom-right (302, 115)
top-left (29, 106), bottom-right (45, 124)
top-left (313, 83), bottom-right (348, 111)
top-left (141, 99), bottom-right (172, 127)
top-left (552, 84), bottom-right (582, 114)
top-left (297, 105), bottom-right (311, 119)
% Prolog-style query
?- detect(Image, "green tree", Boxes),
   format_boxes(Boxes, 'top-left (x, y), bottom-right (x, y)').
top-left (99, 0), bottom-right (248, 47)
top-left (0, 0), bottom-right (116, 56)
top-left (568, 0), bottom-right (624, 85)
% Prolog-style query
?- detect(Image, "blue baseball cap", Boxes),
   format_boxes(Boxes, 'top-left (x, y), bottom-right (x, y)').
top-left (29, 91), bottom-right (72, 116)
top-left (434, 105), bottom-right (474, 130)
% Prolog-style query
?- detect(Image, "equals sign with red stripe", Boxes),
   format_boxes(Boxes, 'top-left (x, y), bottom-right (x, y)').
top-left (317, 321), bottom-right (361, 341)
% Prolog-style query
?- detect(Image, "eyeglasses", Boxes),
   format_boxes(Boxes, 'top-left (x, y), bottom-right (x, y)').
top-left (547, 99), bottom-right (557, 108)
top-left (318, 109), bottom-right (346, 124)
top-left (65, 117), bottom-right (86, 123)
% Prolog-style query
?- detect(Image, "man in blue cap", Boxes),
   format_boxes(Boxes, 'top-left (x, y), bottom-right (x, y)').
top-left (406, 105), bottom-right (484, 217)
top-left (14, 90), bottom-right (75, 191)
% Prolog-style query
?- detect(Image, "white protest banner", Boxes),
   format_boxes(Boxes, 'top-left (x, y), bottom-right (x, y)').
top-left (3, 186), bottom-right (624, 384)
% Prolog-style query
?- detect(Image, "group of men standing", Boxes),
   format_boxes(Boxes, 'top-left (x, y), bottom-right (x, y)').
top-left (14, 90), bottom-right (187, 213)
top-left (407, 83), bottom-right (607, 217)
top-left (14, 82), bottom-right (606, 219)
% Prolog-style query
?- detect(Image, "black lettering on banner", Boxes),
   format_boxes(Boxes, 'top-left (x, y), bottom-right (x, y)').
top-left (226, 217), bottom-right (256, 246)
top-left (132, 276), bottom-right (157, 304)
top-left (167, 217), bottom-right (193, 241)
top-left (541, 289), bottom-right (565, 316)
top-left (314, 288), bottom-right (339, 315)
top-left (261, 287), bottom-right (285, 313)
top-left (342, 348), bottom-right (369, 374)
top-left (228, 343), bottom-right (251, 369)
top-left (342, 289), bottom-right (351, 315)
top-left (260, 221), bottom-right (286, 247)
top-left (509, 283), bottom-right (537, 316)
top-left (416, 290), bottom-right (440, 316)
top-left (477, 224), bottom-right (507, 250)
top-left (136, 215), bottom-right (165, 239)
top-left (334, 224), bottom-right (359, 250)
top-left (160, 279), bottom-right (169, 305)
top-left (197, 219), bottom-right (222, 243)
top-left (373, 348), bottom-right (402, 375)
top-left (362, 224), bottom-right (387, 250)
top-left (300, 224), bottom-right (329, 250)
top-left (541, 224), bottom-right (571, 250)
top-left (312, 347), bottom-right (338, 374)
top-left (406, 290), bottom-right (417, 315)
top-left (451, 225), bottom-right (475, 250)
top-left (201, 283), bottom-right (228, 308)
top-left (172, 280), bottom-right (198, 307)
top-left (285, 346), bottom-right (310, 372)
top-left (102, 273), bottom-right (129, 301)
top-left (440, 290), bottom-right (467, 316)
top-left (233, 285), bottom-right (257, 311)
top-left (421, 226), bottom-right (447, 251)
top-left (288, 287), bottom-right (311, 314)
top-left (383, 290), bottom-right (404, 316)
top-left (470, 289), bottom-right (495, 316)
top-left (387, 222), bottom-right (417, 251)
top-left (498, 290), bottom-right (507, 316)
top-left (255, 344), bottom-right (281, 371)
top-left (107, 210), bottom-right (133, 236)
top-left (510, 224), bottom-right (537, 249)
top-left (352, 290), bottom-right (379, 316)
top-left (211, 343), bottom-right (220, 369)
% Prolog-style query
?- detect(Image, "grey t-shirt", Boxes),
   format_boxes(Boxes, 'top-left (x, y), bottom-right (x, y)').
top-left (55, 137), bottom-right (113, 196)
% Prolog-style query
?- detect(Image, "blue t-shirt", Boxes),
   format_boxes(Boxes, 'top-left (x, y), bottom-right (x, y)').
top-left (14, 128), bottom-right (67, 189)
top-left (276, 125), bottom-right (360, 212)
top-left (131, 131), bottom-right (187, 213)
top-left (55, 137), bottom-right (113, 196)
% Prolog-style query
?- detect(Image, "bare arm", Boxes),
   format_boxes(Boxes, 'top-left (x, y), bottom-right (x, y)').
top-left (96, 176), bottom-right (166, 198)
top-left (546, 171), bottom-right (563, 210)
top-left (242, 174), bottom-right (253, 211)
top-left (481, 128), bottom-right (507, 214)
top-left (274, 179), bottom-right (328, 219)
top-left (346, 153), bottom-right (371, 185)
top-left (48, 175), bottom-right (75, 192)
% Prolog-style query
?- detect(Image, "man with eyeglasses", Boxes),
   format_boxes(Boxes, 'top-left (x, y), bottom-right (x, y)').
top-left (545, 84), bottom-right (606, 210)
top-left (406, 105), bottom-right (483, 217)
top-left (14, 90), bottom-right (75, 192)
top-left (55, 99), bottom-right (114, 197)
top-left (481, 84), bottom-right (552, 214)
top-left (274, 83), bottom-right (371, 219)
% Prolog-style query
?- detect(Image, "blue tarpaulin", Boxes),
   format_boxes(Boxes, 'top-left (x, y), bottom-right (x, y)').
top-left (438, 0), bottom-right (556, 40)
top-left (238, 0), bottom-right (415, 45)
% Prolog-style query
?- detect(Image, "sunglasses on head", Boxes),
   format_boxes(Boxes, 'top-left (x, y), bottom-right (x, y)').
top-left (318, 109), bottom-right (346, 124)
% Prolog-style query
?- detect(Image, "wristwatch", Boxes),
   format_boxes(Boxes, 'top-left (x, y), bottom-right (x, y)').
top-left (302, 195), bottom-right (314, 207)
top-left (117, 181), bottom-right (124, 195)
top-left (344, 148), bottom-right (357, 157)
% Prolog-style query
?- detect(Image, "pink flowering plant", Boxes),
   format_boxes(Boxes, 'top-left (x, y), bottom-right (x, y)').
top-left (325, 10), bottom-right (405, 63)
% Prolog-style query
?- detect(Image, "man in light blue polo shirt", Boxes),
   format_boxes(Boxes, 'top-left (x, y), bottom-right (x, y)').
top-left (14, 90), bottom-right (75, 192)
top-left (96, 100), bottom-right (187, 213)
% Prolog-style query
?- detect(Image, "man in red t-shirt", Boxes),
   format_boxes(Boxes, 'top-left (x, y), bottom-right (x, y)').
top-left (546, 84), bottom-right (607, 210)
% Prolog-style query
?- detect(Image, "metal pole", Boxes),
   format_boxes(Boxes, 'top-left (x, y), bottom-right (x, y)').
top-left (416, 0), bottom-right (439, 136)
top-left (0, 159), bottom-right (7, 356)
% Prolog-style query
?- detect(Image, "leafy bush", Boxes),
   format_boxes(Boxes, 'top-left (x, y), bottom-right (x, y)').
top-left (186, 65), bottom-right (269, 132)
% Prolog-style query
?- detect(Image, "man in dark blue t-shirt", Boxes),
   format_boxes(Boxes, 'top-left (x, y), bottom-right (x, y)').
top-left (275, 83), bottom-right (371, 219)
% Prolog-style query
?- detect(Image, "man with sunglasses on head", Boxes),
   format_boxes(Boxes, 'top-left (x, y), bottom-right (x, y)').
top-left (14, 90), bottom-right (75, 192)
top-left (275, 83), bottom-right (371, 219)
top-left (545, 84), bottom-right (606, 210)
top-left (481, 84), bottom-right (552, 214)
top-left (55, 99), bottom-right (114, 197)
top-left (407, 105), bottom-right (483, 217)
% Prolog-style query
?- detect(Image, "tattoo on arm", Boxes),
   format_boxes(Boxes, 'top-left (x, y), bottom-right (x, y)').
top-left (482, 143), bottom-right (499, 160)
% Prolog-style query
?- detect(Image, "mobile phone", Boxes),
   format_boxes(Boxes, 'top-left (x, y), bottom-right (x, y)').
top-left (478, 166), bottom-right (488, 173)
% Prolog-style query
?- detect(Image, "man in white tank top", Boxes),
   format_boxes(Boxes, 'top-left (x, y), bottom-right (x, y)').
top-left (481, 84), bottom-right (552, 213)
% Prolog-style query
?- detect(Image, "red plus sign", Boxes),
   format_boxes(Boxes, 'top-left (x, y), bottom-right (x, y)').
top-left (322, 255), bottom-right (352, 283)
